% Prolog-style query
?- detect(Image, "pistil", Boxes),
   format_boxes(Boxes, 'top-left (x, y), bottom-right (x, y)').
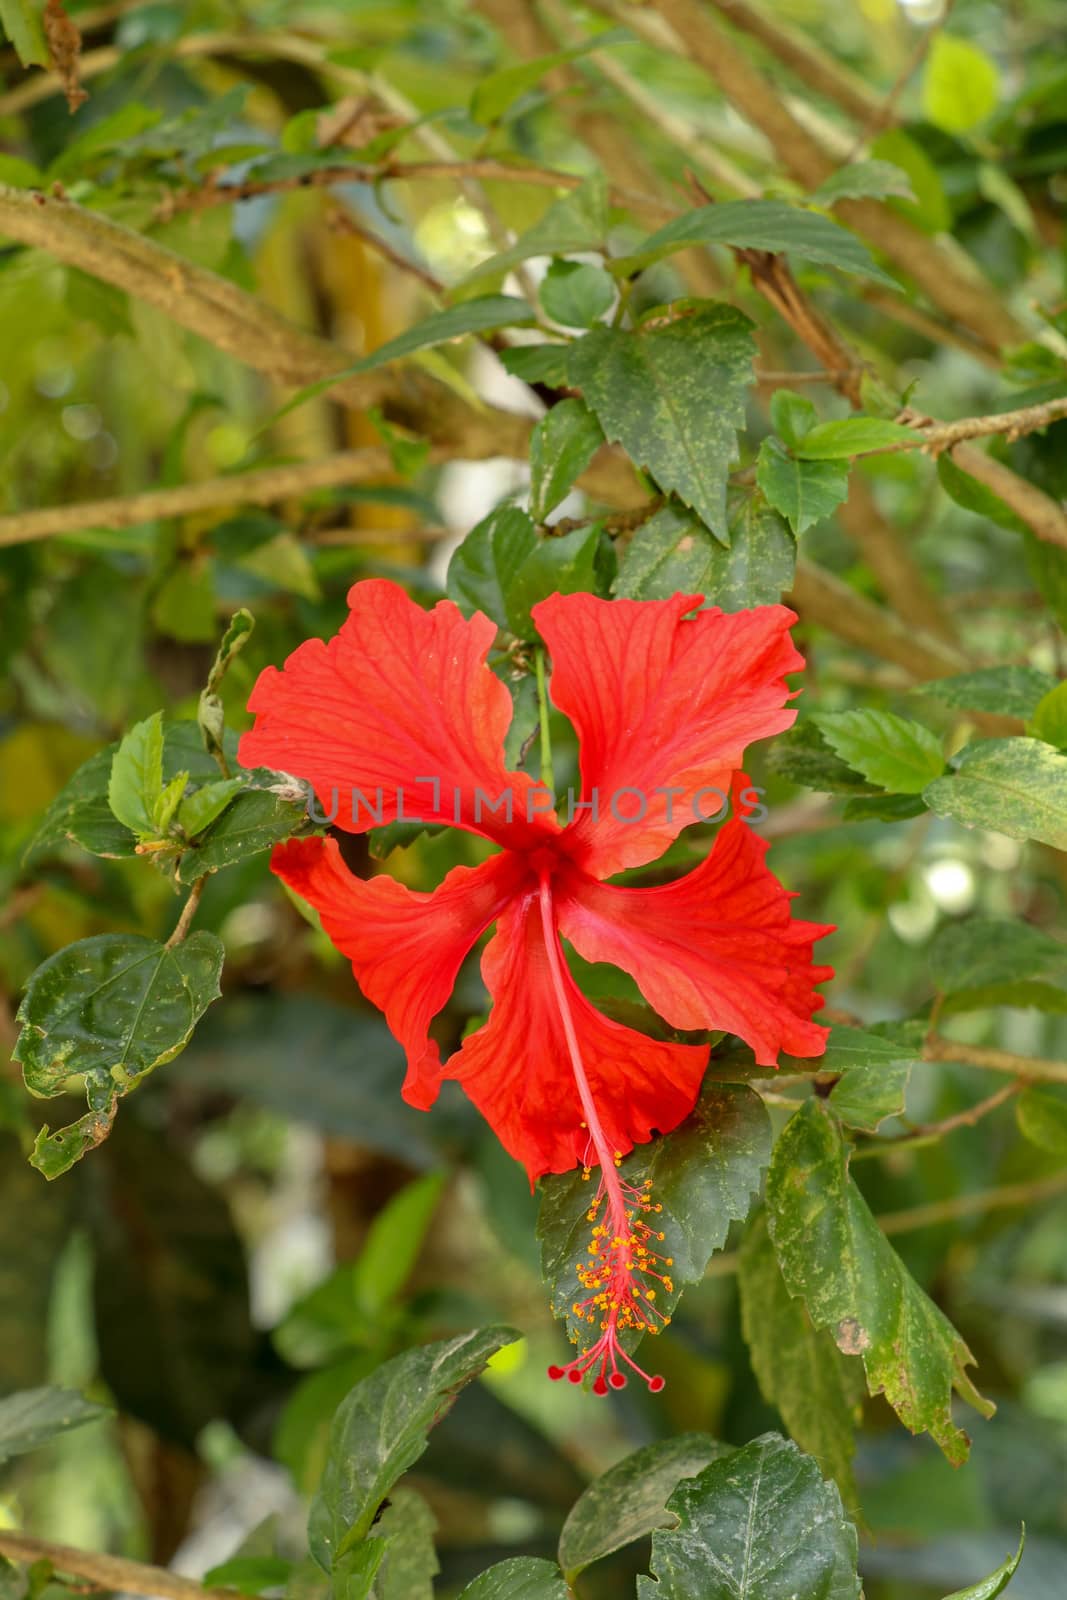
top-left (537, 874), bottom-right (671, 1395)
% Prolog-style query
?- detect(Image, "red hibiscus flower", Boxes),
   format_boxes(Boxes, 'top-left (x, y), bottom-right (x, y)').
top-left (239, 578), bottom-right (832, 1393)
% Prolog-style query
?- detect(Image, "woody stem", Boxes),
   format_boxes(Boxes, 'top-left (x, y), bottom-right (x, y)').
top-left (536, 874), bottom-right (627, 1218)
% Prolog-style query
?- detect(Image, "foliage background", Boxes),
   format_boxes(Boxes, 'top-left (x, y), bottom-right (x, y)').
top-left (1, 0), bottom-right (1066, 1595)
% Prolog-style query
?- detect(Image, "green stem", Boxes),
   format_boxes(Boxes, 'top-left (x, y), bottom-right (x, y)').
top-left (534, 645), bottom-right (555, 795)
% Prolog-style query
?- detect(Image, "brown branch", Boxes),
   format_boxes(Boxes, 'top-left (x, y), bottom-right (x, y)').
top-left (165, 878), bottom-right (205, 948)
top-left (873, 395), bottom-right (1067, 457)
top-left (925, 1033), bottom-right (1067, 1087)
top-left (879, 1170), bottom-right (1067, 1235)
top-left (643, 0), bottom-right (1026, 354)
top-left (0, 1531), bottom-right (241, 1600)
top-left (788, 559), bottom-right (969, 680)
top-left (705, 0), bottom-right (882, 125)
top-left (849, 0), bottom-right (957, 149)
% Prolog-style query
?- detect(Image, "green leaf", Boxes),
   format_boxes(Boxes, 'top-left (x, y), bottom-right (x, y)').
top-left (929, 917), bottom-right (1067, 1013)
top-left (937, 454), bottom-right (1029, 534)
top-left (201, 1559), bottom-right (293, 1596)
top-left (1025, 532), bottom-right (1067, 631)
top-left (176, 777), bottom-right (247, 839)
top-left (768, 721), bottom-right (880, 795)
top-left (814, 709), bottom-right (944, 794)
top-left (155, 770), bottom-right (190, 837)
top-left (766, 1100), bottom-right (993, 1464)
top-left (829, 1063), bottom-right (911, 1131)
top-left (811, 160), bottom-right (917, 206)
top-left (0, 0), bottom-right (48, 66)
top-left (637, 1433), bottom-right (861, 1600)
top-left (840, 793), bottom-right (927, 822)
top-left (923, 34), bottom-right (1000, 134)
top-left (941, 1530), bottom-right (1025, 1599)
top-left (280, 297), bottom-right (537, 415)
top-left (738, 1214), bottom-right (861, 1510)
top-left (869, 129), bottom-right (951, 233)
top-left (1016, 1087), bottom-right (1067, 1157)
top-left (352, 1172), bottom-right (445, 1318)
top-left (529, 398), bottom-right (605, 521)
top-left (539, 1082), bottom-right (771, 1349)
top-left (711, 489), bottom-right (797, 605)
top-left (497, 343), bottom-right (571, 388)
top-left (307, 1326), bottom-right (519, 1568)
top-left (614, 198), bottom-right (897, 286)
top-left (539, 259), bottom-right (616, 329)
top-left (470, 28), bottom-right (630, 124)
top-left (152, 562), bottom-right (217, 644)
top-left (769, 388), bottom-right (818, 447)
top-left (756, 438), bottom-right (850, 534)
top-left (366, 1487), bottom-right (439, 1600)
top-left (915, 666), bottom-right (1056, 719)
top-left (457, 1559), bottom-right (569, 1600)
top-left (14, 932), bottom-right (224, 1176)
top-left (461, 176), bottom-right (609, 286)
top-left (569, 305), bottom-right (756, 541)
top-left (558, 1435), bottom-right (729, 1581)
top-left (108, 711), bottom-right (165, 837)
top-left (0, 1388), bottom-right (110, 1465)
top-left (447, 505), bottom-right (539, 632)
top-left (1028, 681), bottom-right (1067, 749)
top-left (613, 503), bottom-right (717, 601)
top-left (794, 416), bottom-right (921, 459)
top-left (176, 786), bottom-right (308, 880)
top-left (505, 524), bottom-right (605, 640)
top-left (924, 737), bottom-right (1067, 850)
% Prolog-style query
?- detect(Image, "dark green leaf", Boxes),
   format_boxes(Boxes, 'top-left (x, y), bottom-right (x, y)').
top-left (929, 917), bottom-right (1067, 1012)
top-left (14, 932), bottom-right (224, 1176)
top-left (569, 305), bottom-right (756, 541)
top-left (558, 1435), bottom-right (729, 1580)
top-left (924, 737), bottom-right (1067, 850)
top-left (0, 1139), bottom-right (75, 1386)
top-left (915, 666), bottom-right (1055, 719)
top-left (766, 1100), bottom-right (993, 1464)
top-left (447, 505), bottom-right (539, 632)
top-left (0, 1388), bottom-right (110, 1464)
top-left (176, 787), bottom-right (308, 880)
top-left (814, 709), bottom-right (944, 793)
top-left (366, 1487), bottom-right (438, 1600)
top-left (841, 793), bottom-right (928, 822)
top-left (529, 398), bottom-right (605, 521)
top-left (539, 259), bottom-right (616, 328)
top-left (1028, 681), bottom-right (1067, 749)
top-left (769, 389), bottom-right (818, 447)
top-left (941, 1529), bottom-right (1025, 1598)
top-left (811, 160), bottom-right (917, 206)
top-left (937, 454), bottom-right (1029, 534)
top-left (107, 712), bottom-right (164, 837)
top-left (457, 1559), bottom-right (569, 1600)
top-left (794, 416), bottom-right (921, 459)
top-left (767, 721), bottom-right (880, 796)
top-left (637, 1433), bottom-right (861, 1600)
top-left (506, 523), bottom-right (605, 639)
top-left (307, 1327), bottom-right (519, 1568)
top-left (461, 176), bottom-right (609, 286)
top-left (539, 1082), bottom-right (771, 1348)
top-left (738, 1214), bottom-right (861, 1510)
top-left (497, 343), bottom-right (571, 388)
top-left (0, 0), bottom-right (48, 66)
top-left (613, 503), bottom-right (717, 601)
top-left (615, 198), bottom-right (897, 286)
top-left (470, 29), bottom-right (630, 124)
top-left (756, 439), bottom-right (849, 534)
top-left (829, 1063), bottom-right (911, 1130)
top-left (1025, 533), bottom-right (1067, 631)
top-left (707, 488), bottom-right (797, 606)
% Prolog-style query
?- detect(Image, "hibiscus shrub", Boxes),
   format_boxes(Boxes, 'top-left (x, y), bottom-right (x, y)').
top-left (1, 0), bottom-right (1064, 1595)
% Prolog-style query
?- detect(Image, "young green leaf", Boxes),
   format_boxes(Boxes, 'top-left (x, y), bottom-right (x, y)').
top-left (814, 709), bottom-right (944, 793)
top-left (738, 1214), bottom-right (861, 1511)
top-left (558, 1436), bottom-right (729, 1581)
top-left (0, 1387), bottom-right (110, 1464)
top-left (538, 259), bottom-right (616, 329)
top-left (924, 737), bottom-right (1067, 850)
top-left (769, 388), bottom-right (818, 447)
top-left (613, 198), bottom-right (897, 286)
top-left (756, 438), bottom-right (850, 534)
top-left (570, 305), bottom-right (756, 541)
top-left (0, 0), bottom-right (49, 66)
top-left (307, 1326), bottom-right (519, 1568)
top-left (940, 1530), bottom-right (1024, 1599)
top-left (176, 777), bottom-right (247, 839)
top-left (528, 398), bottom-right (605, 521)
top-left (794, 416), bottom-right (921, 459)
top-left (923, 34), bottom-right (1000, 134)
top-left (154, 770), bottom-right (190, 837)
top-left (766, 1100), bottom-right (994, 1464)
top-left (1028, 681), bottom-right (1067, 749)
top-left (637, 1433), bottom-right (861, 1600)
top-left (176, 787), bottom-right (308, 881)
top-left (108, 711), bottom-right (165, 836)
top-left (539, 1082), bottom-right (771, 1349)
top-left (811, 159), bottom-right (917, 206)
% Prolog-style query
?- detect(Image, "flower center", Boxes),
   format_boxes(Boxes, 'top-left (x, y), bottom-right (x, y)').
top-left (536, 872), bottom-right (670, 1396)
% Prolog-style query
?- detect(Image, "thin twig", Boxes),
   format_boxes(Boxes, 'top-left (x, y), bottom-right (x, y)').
top-left (925, 1033), bottom-right (1067, 1087)
top-left (165, 877), bottom-right (205, 948)
top-left (849, 0), bottom-right (957, 151)
top-left (873, 395), bottom-right (1067, 457)
top-left (0, 1531), bottom-right (241, 1600)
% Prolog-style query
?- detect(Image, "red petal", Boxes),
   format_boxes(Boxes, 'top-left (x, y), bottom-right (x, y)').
top-left (240, 579), bottom-right (557, 847)
top-left (533, 591), bottom-right (804, 877)
top-left (447, 888), bottom-right (709, 1181)
top-left (557, 820), bottom-right (833, 1066)
top-left (270, 836), bottom-right (528, 1109)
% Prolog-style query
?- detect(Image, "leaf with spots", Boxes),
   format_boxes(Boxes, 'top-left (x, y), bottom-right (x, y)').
top-left (637, 1433), bottom-right (861, 1600)
top-left (569, 305), bottom-right (756, 542)
top-left (14, 932), bottom-right (224, 1177)
top-left (765, 1100), bottom-right (993, 1464)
